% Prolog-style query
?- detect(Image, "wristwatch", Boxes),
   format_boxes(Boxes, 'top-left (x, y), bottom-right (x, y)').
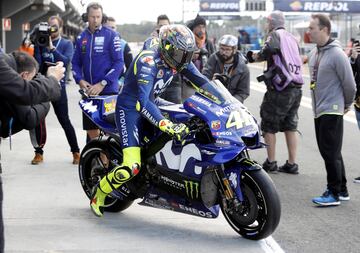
top-left (100, 80), bottom-right (108, 86)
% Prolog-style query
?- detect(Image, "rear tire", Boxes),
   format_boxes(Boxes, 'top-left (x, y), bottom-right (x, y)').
top-left (79, 140), bottom-right (133, 213)
top-left (221, 169), bottom-right (281, 240)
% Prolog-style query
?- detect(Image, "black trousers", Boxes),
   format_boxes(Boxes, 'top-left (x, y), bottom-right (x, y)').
top-left (314, 114), bottom-right (347, 195)
top-left (0, 176), bottom-right (3, 253)
top-left (30, 85), bottom-right (79, 154)
top-left (0, 140), bottom-right (4, 252)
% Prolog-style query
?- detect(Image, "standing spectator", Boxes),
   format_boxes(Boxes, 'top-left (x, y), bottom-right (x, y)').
top-left (150, 14), bottom-right (171, 37)
top-left (250, 10), bottom-right (303, 174)
top-left (0, 51), bottom-right (64, 253)
top-left (182, 15), bottom-right (215, 100)
top-left (104, 16), bottom-right (133, 90)
top-left (72, 2), bottom-right (124, 141)
top-left (187, 14), bottom-right (215, 71)
top-left (31, 15), bottom-right (80, 165)
top-left (105, 16), bottom-right (132, 72)
top-left (308, 14), bottom-right (356, 206)
top-left (349, 39), bottom-right (360, 184)
top-left (203, 34), bottom-right (250, 103)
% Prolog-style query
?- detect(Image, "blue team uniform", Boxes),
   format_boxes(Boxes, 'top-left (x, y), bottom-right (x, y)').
top-left (72, 25), bottom-right (124, 95)
top-left (115, 39), bottom-right (209, 148)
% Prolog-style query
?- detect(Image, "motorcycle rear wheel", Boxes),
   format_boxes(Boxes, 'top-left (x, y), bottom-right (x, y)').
top-left (79, 140), bottom-right (133, 213)
top-left (221, 169), bottom-right (281, 240)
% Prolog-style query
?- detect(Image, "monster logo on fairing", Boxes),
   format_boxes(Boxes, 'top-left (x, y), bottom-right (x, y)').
top-left (184, 180), bottom-right (199, 199)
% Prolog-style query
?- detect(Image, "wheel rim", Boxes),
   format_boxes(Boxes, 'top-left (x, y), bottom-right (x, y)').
top-left (223, 172), bottom-right (268, 235)
top-left (80, 147), bottom-right (118, 207)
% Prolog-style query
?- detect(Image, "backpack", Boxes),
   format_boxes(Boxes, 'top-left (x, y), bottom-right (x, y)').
top-left (269, 29), bottom-right (304, 91)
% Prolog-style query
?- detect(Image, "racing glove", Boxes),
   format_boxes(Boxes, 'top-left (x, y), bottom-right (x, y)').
top-left (159, 119), bottom-right (189, 144)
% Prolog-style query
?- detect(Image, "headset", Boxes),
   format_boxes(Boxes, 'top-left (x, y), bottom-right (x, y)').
top-left (81, 2), bottom-right (107, 24)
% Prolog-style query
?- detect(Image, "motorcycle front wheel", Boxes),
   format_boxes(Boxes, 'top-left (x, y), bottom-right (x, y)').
top-left (221, 169), bottom-right (281, 240)
top-left (79, 140), bottom-right (133, 213)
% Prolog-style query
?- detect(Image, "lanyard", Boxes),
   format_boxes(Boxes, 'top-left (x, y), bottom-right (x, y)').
top-left (50, 37), bottom-right (61, 62)
top-left (53, 37), bottom-right (61, 50)
top-left (311, 49), bottom-right (323, 83)
top-left (310, 49), bottom-right (323, 90)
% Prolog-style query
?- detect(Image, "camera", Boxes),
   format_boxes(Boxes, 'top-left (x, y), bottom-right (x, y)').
top-left (29, 22), bottom-right (58, 47)
top-left (256, 70), bottom-right (275, 83)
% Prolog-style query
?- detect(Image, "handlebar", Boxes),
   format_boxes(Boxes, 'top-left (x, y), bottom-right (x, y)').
top-left (78, 89), bottom-right (89, 99)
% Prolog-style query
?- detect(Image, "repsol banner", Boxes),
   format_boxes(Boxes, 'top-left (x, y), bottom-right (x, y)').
top-left (273, 0), bottom-right (360, 13)
top-left (200, 0), bottom-right (240, 12)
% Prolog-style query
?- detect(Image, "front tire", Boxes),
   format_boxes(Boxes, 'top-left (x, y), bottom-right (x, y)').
top-left (221, 169), bottom-right (281, 240)
top-left (79, 140), bottom-right (133, 213)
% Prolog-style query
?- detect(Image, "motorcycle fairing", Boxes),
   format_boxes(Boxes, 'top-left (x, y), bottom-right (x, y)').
top-left (184, 95), bottom-right (260, 148)
top-left (224, 159), bottom-right (262, 201)
top-left (79, 95), bottom-right (118, 135)
top-left (138, 187), bottom-right (220, 218)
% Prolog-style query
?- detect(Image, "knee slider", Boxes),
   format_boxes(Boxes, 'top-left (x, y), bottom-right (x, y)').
top-left (113, 166), bottom-right (132, 183)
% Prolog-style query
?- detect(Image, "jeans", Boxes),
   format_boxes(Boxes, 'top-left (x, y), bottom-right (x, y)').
top-left (52, 85), bottom-right (79, 153)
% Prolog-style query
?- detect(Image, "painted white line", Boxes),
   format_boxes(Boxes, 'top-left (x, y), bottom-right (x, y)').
top-left (250, 81), bottom-right (357, 125)
top-left (260, 236), bottom-right (286, 253)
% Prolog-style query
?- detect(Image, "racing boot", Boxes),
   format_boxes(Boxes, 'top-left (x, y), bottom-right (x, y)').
top-left (90, 147), bottom-right (141, 217)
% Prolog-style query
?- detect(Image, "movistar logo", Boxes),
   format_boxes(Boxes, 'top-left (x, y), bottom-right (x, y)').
top-left (184, 180), bottom-right (199, 199)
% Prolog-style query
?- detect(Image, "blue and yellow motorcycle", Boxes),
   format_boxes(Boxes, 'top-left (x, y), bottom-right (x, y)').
top-left (78, 79), bottom-right (281, 240)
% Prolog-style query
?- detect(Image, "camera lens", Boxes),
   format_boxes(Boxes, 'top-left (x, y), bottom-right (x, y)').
top-left (38, 36), bottom-right (48, 47)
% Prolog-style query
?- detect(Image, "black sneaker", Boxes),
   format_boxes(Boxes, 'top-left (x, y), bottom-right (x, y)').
top-left (279, 160), bottom-right (299, 174)
top-left (262, 159), bottom-right (278, 173)
top-left (338, 191), bottom-right (350, 201)
top-left (354, 177), bottom-right (360, 184)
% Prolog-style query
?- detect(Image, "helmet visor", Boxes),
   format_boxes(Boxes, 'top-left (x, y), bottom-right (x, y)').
top-left (170, 48), bottom-right (194, 71)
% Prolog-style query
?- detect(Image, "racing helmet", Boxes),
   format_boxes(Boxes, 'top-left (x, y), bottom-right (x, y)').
top-left (159, 24), bottom-right (196, 72)
top-left (218, 34), bottom-right (238, 48)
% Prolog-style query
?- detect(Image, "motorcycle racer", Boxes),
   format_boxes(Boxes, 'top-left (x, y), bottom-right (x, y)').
top-left (90, 24), bottom-right (215, 217)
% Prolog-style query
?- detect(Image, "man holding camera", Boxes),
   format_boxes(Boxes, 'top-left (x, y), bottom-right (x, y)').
top-left (249, 11), bottom-right (303, 174)
top-left (31, 15), bottom-right (80, 165)
top-left (203, 34), bottom-right (250, 103)
top-left (72, 2), bottom-right (124, 141)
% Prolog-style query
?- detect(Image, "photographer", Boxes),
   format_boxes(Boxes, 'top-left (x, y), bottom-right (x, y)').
top-left (203, 34), bottom-right (250, 103)
top-left (30, 16), bottom-right (80, 165)
top-left (0, 51), bottom-right (64, 252)
top-left (0, 51), bottom-right (50, 138)
top-left (350, 40), bottom-right (360, 184)
top-left (248, 11), bottom-right (303, 175)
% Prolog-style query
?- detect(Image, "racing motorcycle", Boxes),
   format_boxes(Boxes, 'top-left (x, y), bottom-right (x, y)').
top-left (78, 79), bottom-right (281, 240)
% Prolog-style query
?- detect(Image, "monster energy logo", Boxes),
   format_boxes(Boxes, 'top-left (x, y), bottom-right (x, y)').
top-left (184, 180), bottom-right (199, 199)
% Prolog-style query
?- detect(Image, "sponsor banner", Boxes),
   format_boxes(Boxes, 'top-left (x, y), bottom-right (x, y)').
top-left (200, 0), bottom-right (240, 12)
top-left (273, 0), bottom-right (360, 13)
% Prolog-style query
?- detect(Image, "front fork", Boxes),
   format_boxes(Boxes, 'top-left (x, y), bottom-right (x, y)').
top-left (215, 156), bottom-right (261, 214)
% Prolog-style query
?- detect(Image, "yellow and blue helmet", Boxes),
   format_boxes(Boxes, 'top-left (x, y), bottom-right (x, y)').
top-left (159, 24), bottom-right (196, 72)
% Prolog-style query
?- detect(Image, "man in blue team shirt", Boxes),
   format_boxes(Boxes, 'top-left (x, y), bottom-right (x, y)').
top-left (31, 15), bottom-right (80, 165)
top-left (90, 24), bottom-right (217, 217)
top-left (72, 2), bottom-right (124, 140)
